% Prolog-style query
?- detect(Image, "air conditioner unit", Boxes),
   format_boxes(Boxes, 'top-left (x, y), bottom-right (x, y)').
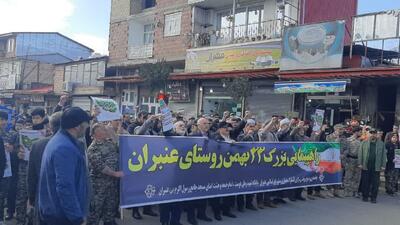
top-left (63, 82), bottom-right (74, 92)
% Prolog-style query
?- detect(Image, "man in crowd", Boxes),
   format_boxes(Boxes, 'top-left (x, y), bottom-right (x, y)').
top-left (358, 129), bottom-right (386, 203)
top-left (384, 125), bottom-right (399, 143)
top-left (38, 107), bottom-right (91, 225)
top-left (159, 121), bottom-right (186, 225)
top-left (343, 126), bottom-right (362, 197)
top-left (211, 122), bottom-right (237, 220)
top-left (0, 111), bottom-right (19, 222)
top-left (326, 124), bottom-right (347, 198)
top-left (258, 116), bottom-right (280, 208)
top-left (87, 123), bottom-right (124, 225)
top-left (237, 119), bottom-right (259, 211)
top-left (27, 112), bottom-right (62, 224)
top-left (384, 133), bottom-right (399, 196)
top-left (0, 111), bottom-right (9, 225)
top-left (16, 108), bottom-right (48, 225)
top-left (188, 118), bottom-right (214, 223)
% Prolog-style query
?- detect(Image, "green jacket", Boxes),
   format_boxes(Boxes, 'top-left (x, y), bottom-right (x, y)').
top-left (358, 140), bottom-right (387, 172)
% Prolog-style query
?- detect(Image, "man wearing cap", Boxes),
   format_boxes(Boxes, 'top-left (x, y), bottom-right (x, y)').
top-left (38, 107), bottom-right (91, 225)
top-left (211, 122), bottom-right (237, 221)
top-left (358, 129), bottom-right (386, 203)
top-left (27, 112), bottom-right (62, 225)
top-left (87, 123), bottom-right (123, 225)
top-left (343, 126), bottom-right (362, 197)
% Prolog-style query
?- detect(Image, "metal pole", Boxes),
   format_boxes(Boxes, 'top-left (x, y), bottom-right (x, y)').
top-left (231, 0), bottom-right (236, 42)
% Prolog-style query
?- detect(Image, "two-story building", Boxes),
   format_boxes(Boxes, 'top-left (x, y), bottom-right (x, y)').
top-left (0, 32), bottom-right (94, 112)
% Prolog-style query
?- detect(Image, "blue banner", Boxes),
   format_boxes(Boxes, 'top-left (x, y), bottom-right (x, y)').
top-left (120, 136), bottom-right (342, 208)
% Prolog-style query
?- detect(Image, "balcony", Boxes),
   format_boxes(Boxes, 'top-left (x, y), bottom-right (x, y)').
top-left (192, 18), bottom-right (295, 48)
top-left (127, 44), bottom-right (153, 60)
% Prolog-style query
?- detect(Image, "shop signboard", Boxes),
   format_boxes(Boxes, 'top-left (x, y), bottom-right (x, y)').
top-left (166, 81), bottom-right (190, 102)
top-left (274, 81), bottom-right (347, 94)
top-left (185, 42), bottom-right (281, 73)
top-left (280, 20), bottom-right (345, 71)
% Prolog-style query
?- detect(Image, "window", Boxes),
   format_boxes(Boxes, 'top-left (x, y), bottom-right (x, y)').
top-left (143, 24), bottom-right (154, 45)
top-left (141, 96), bottom-right (159, 114)
top-left (164, 12), bottom-right (182, 37)
top-left (143, 0), bottom-right (155, 9)
top-left (7, 39), bottom-right (15, 53)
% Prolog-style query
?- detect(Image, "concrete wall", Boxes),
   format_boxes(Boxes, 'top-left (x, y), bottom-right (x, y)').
top-left (53, 65), bottom-right (65, 94)
top-left (110, 0), bottom-right (131, 22)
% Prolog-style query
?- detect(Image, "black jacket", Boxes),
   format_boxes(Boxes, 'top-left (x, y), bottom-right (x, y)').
top-left (0, 137), bottom-right (6, 176)
top-left (385, 142), bottom-right (400, 171)
top-left (230, 120), bottom-right (246, 141)
top-left (28, 137), bottom-right (51, 204)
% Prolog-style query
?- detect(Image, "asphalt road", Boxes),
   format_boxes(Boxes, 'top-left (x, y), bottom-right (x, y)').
top-left (116, 190), bottom-right (400, 225)
top-left (6, 190), bottom-right (399, 225)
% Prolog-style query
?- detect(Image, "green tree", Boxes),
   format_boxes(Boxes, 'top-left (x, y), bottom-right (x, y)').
top-left (139, 60), bottom-right (173, 93)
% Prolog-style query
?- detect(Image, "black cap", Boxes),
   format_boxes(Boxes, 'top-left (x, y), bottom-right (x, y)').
top-left (218, 121), bottom-right (233, 129)
top-left (61, 107), bottom-right (91, 129)
top-left (369, 128), bottom-right (377, 134)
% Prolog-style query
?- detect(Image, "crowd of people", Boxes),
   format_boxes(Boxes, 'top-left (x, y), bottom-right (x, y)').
top-left (0, 95), bottom-right (399, 225)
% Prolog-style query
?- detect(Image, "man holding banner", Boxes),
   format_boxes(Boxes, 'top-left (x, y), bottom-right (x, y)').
top-left (119, 125), bottom-right (343, 211)
top-left (87, 123), bottom-right (124, 225)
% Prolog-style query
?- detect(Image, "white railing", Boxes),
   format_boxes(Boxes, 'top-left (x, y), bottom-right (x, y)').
top-left (127, 44), bottom-right (153, 59)
top-left (193, 19), bottom-right (294, 48)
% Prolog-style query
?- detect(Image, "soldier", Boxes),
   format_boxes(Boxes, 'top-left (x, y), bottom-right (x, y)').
top-left (326, 124), bottom-right (348, 198)
top-left (343, 127), bottom-right (362, 197)
top-left (87, 123), bottom-right (124, 225)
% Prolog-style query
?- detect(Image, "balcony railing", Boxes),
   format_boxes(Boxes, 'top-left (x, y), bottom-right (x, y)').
top-left (127, 44), bottom-right (153, 60)
top-left (192, 19), bottom-right (295, 48)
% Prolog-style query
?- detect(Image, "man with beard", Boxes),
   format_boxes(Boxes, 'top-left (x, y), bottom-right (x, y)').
top-left (358, 129), bottom-right (386, 203)
top-left (38, 107), bottom-right (91, 225)
top-left (343, 127), bottom-right (362, 197)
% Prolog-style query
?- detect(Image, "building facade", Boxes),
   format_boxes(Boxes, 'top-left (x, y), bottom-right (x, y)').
top-left (0, 32), bottom-right (94, 113)
top-left (53, 57), bottom-right (109, 111)
top-left (105, 0), bottom-right (359, 121)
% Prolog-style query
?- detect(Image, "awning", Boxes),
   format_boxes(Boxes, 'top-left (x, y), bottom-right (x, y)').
top-left (99, 68), bottom-right (279, 83)
top-left (12, 85), bottom-right (54, 95)
top-left (279, 67), bottom-right (400, 80)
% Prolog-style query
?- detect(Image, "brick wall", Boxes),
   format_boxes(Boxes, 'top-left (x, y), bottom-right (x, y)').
top-left (153, 0), bottom-right (191, 62)
top-left (109, 20), bottom-right (129, 66)
top-left (108, 0), bottom-right (192, 67)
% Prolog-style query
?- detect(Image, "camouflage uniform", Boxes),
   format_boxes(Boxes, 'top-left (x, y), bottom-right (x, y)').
top-left (16, 160), bottom-right (29, 225)
top-left (87, 140), bottom-right (119, 225)
top-left (343, 136), bottom-right (361, 196)
top-left (326, 130), bottom-right (348, 197)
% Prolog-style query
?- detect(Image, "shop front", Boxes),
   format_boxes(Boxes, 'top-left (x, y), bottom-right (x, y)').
top-left (278, 67), bottom-right (400, 132)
